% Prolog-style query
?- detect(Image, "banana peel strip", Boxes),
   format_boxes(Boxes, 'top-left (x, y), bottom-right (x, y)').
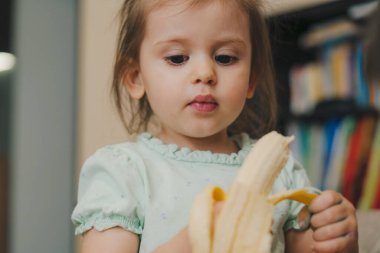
top-left (268, 187), bottom-right (320, 206)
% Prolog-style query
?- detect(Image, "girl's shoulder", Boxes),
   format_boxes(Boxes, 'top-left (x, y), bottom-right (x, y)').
top-left (90, 132), bottom-right (160, 157)
top-left (82, 136), bottom-right (150, 172)
top-left (90, 140), bottom-right (140, 160)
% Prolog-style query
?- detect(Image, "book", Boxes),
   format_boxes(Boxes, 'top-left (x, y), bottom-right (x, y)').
top-left (342, 119), bottom-right (365, 205)
top-left (359, 121), bottom-right (380, 210)
top-left (322, 118), bottom-right (341, 189)
top-left (325, 117), bottom-right (356, 191)
top-left (352, 117), bottom-right (377, 205)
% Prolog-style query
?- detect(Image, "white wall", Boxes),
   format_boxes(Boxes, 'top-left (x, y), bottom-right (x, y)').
top-left (77, 0), bottom-right (127, 171)
top-left (10, 0), bottom-right (77, 252)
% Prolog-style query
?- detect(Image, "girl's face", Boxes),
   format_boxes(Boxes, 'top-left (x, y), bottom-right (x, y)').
top-left (128, 0), bottom-right (254, 149)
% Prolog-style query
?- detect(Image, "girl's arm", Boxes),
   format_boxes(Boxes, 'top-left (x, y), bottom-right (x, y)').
top-left (80, 227), bottom-right (139, 253)
top-left (153, 227), bottom-right (192, 253)
top-left (80, 227), bottom-right (192, 253)
top-left (286, 190), bottom-right (358, 253)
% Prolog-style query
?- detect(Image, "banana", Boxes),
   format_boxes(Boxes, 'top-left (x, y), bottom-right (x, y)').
top-left (189, 131), bottom-right (319, 253)
top-left (189, 185), bottom-right (225, 253)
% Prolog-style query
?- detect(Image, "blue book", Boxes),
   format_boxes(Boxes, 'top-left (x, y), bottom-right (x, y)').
top-left (322, 118), bottom-right (341, 189)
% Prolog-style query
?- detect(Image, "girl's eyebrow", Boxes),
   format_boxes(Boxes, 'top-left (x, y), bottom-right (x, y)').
top-left (213, 38), bottom-right (248, 48)
top-left (153, 37), bottom-right (190, 46)
top-left (153, 37), bottom-right (248, 48)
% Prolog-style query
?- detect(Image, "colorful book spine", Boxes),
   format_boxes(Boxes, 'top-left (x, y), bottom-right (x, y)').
top-left (288, 117), bottom-right (380, 209)
top-left (289, 42), bottom-right (379, 114)
top-left (359, 122), bottom-right (380, 209)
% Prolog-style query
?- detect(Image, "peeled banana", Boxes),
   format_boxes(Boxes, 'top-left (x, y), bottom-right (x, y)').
top-left (189, 131), bottom-right (319, 253)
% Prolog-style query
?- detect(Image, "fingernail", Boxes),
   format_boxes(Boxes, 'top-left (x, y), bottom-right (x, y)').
top-left (344, 232), bottom-right (352, 239)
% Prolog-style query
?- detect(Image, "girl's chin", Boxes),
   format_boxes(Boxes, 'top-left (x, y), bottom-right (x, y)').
top-left (158, 129), bottom-right (229, 141)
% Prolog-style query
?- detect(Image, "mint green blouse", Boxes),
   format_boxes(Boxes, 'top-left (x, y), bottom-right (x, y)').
top-left (71, 133), bottom-right (311, 253)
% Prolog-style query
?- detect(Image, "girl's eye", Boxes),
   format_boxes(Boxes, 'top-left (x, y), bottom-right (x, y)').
top-left (165, 55), bottom-right (189, 65)
top-left (215, 55), bottom-right (238, 65)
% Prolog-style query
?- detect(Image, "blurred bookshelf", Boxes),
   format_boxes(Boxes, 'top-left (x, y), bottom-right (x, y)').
top-left (265, 0), bottom-right (337, 17)
top-left (268, 0), bottom-right (380, 210)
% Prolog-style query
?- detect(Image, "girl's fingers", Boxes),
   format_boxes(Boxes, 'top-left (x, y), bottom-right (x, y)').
top-left (312, 232), bottom-right (357, 253)
top-left (310, 202), bottom-right (348, 228)
top-left (309, 190), bottom-right (343, 213)
top-left (307, 190), bottom-right (358, 252)
top-left (312, 215), bottom-right (356, 241)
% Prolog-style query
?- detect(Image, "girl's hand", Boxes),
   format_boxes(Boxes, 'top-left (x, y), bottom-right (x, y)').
top-left (309, 190), bottom-right (358, 253)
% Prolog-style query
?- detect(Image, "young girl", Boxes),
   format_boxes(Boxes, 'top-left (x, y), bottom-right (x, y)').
top-left (72, 0), bottom-right (359, 252)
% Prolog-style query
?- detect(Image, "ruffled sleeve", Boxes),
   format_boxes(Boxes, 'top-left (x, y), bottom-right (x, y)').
top-left (71, 145), bottom-right (147, 235)
top-left (281, 155), bottom-right (314, 231)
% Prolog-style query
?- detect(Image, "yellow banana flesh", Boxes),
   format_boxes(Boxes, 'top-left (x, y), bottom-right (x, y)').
top-left (189, 131), bottom-right (320, 253)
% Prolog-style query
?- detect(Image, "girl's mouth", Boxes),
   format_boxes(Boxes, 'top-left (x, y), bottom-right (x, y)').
top-left (189, 95), bottom-right (218, 112)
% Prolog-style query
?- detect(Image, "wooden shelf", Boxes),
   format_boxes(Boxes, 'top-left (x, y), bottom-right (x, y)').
top-left (290, 100), bottom-right (379, 123)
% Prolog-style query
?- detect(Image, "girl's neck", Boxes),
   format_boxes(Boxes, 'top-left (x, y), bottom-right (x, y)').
top-left (156, 130), bottom-right (239, 154)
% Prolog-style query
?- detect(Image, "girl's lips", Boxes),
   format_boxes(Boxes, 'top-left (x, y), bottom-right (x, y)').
top-left (192, 94), bottom-right (216, 103)
top-left (189, 95), bottom-right (218, 112)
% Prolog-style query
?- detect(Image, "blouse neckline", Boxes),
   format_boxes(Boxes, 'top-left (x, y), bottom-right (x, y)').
top-left (137, 132), bottom-right (253, 165)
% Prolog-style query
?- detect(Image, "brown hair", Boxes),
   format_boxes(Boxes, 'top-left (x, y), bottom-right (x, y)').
top-left (112, 0), bottom-right (277, 138)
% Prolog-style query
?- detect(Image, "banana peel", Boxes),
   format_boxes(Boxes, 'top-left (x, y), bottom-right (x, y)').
top-left (268, 187), bottom-right (320, 206)
top-left (189, 131), bottom-right (320, 253)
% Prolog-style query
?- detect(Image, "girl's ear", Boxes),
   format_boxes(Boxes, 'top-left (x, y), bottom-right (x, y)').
top-left (246, 80), bottom-right (256, 99)
top-left (123, 65), bottom-right (145, 99)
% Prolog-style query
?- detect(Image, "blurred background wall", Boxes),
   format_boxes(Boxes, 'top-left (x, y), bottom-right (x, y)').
top-left (2, 0), bottom-right (127, 252)
top-left (76, 0), bottom-right (126, 174)
top-left (7, 0), bottom-right (77, 253)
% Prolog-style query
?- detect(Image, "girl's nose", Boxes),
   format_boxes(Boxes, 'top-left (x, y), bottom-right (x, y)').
top-left (191, 58), bottom-right (217, 85)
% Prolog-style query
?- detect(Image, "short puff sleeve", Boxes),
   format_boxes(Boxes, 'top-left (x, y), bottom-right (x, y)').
top-left (71, 146), bottom-right (147, 235)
